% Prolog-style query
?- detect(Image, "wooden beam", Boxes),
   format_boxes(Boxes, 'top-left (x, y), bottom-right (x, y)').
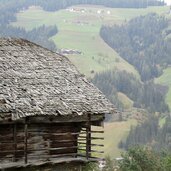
top-left (27, 139), bottom-right (78, 145)
top-left (86, 113), bottom-right (91, 160)
top-left (79, 149), bottom-right (104, 154)
top-left (28, 115), bottom-right (104, 123)
top-left (0, 149), bottom-right (24, 153)
top-left (24, 117), bottom-right (28, 164)
top-left (13, 123), bottom-right (17, 162)
top-left (27, 153), bottom-right (79, 159)
top-left (0, 140), bottom-right (24, 144)
top-left (79, 142), bottom-right (104, 147)
top-left (26, 146), bottom-right (80, 152)
top-left (79, 136), bottom-right (104, 140)
top-left (28, 131), bottom-right (86, 136)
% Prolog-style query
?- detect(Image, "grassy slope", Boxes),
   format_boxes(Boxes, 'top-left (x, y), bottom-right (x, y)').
top-left (155, 67), bottom-right (171, 110)
top-left (12, 5), bottom-right (169, 78)
top-left (159, 116), bottom-right (167, 128)
top-left (91, 119), bottom-right (137, 158)
top-left (103, 119), bottom-right (136, 158)
top-left (118, 92), bottom-right (134, 109)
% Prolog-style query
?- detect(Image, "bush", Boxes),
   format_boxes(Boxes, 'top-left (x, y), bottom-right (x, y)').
top-left (118, 146), bottom-right (163, 171)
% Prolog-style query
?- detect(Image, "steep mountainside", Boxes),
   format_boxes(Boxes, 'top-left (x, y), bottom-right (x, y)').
top-left (100, 13), bottom-right (170, 81)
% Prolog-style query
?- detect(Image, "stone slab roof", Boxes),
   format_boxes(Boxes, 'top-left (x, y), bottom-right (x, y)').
top-left (0, 38), bottom-right (116, 121)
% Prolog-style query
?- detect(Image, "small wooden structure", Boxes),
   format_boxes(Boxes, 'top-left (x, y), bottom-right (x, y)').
top-left (0, 38), bottom-right (115, 170)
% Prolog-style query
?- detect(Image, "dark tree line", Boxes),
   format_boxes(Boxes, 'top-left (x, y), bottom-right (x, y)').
top-left (120, 115), bottom-right (171, 153)
top-left (100, 13), bottom-right (171, 81)
top-left (92, 70), bottom-right (169, 113)
top-left (0, 0), bottom-right (59, 51)
top-left (154, 117), bottom-right (171, 151)
top-left (31, 0), bottom-right (165, 11)
top-left (0, 0), bottom-right (25, 25)
top-left (119, 114), bottom-right (159, 150)
top-left (0, 25), bottom-right (58, 51)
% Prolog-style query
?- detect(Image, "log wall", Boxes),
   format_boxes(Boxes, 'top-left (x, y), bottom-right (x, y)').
top-left (0, 122), bottom-right (81, 163)
top-left (0, 114), bottom-right (104, 170)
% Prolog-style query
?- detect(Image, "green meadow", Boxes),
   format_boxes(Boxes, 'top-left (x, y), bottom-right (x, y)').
top-left (103, 119), bottom-right (137, 158)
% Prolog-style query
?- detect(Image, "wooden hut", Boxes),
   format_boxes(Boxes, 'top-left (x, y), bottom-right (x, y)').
top-left (0, 38), bottom-right (116, 170)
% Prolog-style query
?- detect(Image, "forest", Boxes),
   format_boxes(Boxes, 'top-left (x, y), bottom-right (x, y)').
top-left (92, 70), bottom-right (169, 113)
top-left (119, 114), bottom-right (171, 154)
top-left (0, 25), bottom-right (58, 51)
top-left (100, 13), bottom-right (171, 81)
top-left (97, 13), bottom-right (171, 152)
top-left (0, 0), bottom-right (58, 50)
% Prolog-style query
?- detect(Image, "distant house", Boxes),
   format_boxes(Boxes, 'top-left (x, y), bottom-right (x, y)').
top-left (0, 38), bottom-right (116, 170)
top-left (59, 48), bottom-right (82, 55)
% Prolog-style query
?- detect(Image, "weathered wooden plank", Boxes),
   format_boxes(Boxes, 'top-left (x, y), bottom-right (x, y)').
top-left (88, 130), bottom-right (104, 133)
top-left (28, 131), bottom-right (85, 136)
top-left (79, 136), bottom-right (104, 140)
top-left (78, 142), bottom-right (104, 147)
top-left (27, 115), bottom-right (104, 123)
top-left (27, 146), bottom-right (79, 152)
top-left (0, 121), bottom-right (106, 164)
top-left (27, 153), bottom-right (78, 159)
top-left (13, 123), bottom-right (17, 162)
top-left (0, 142), bottom-right (19, 144)
top-left (24, 118), bottom-right (28, 164)
top-left (86, 113), bottom-right (91, 159)
top-left (0, 157), bottom-right (89, 169)
top-left (0, 149), bottom-right (24, 153)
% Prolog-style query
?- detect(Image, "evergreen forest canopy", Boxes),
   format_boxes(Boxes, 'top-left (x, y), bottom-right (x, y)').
top-left (0, 0), bottom-right (58, 50)
top-left (0, 24), bottom-right (58, 51)
top-left (92, 70), bottom-right (169, 113)
top-left (97, 13), bottom-right (171, 152)
top-left (100, 13), bottom-right (171, 81)
top-left (119, 114), bottom-right (171, 154)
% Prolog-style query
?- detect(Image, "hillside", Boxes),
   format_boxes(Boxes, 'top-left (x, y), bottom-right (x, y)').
top-left (11, 5), bottom-right (169, 78)
top-left (9, 5), bottom-right (170, 158)
top-left (103, 119), bottom-right (137, 157)
top-left (96, 10), bottom-right (171, 153)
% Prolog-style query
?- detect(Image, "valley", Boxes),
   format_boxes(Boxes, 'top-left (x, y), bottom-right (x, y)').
top-left (11, 4), bottom-right (171, 158)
